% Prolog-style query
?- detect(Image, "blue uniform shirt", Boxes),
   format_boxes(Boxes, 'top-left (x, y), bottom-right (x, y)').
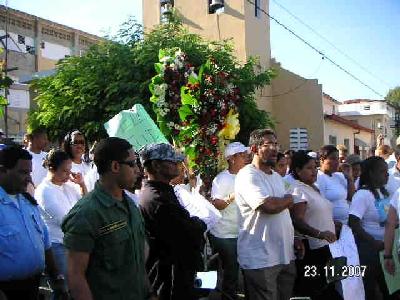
top-left (0, 187), bottom-right (51, 281)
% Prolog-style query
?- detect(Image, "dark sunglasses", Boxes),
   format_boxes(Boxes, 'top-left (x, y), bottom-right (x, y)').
top-left (70, 140), bottom-right (85, 145)
top-left (118, 160), bottom-right (137, 168)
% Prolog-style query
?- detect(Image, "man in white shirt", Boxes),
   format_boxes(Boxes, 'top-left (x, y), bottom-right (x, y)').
top-left (386, 145), bottom-right (400, 197)
top-left (235, 129), bottom-right (303, 300)
top-left (209, 142), bottom-right (249, 300)
top-left (27, 128), bottom-right (48, 188)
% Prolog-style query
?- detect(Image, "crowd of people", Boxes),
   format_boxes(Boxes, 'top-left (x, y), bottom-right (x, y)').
top-left (1, 127), bottom-right (400, 300)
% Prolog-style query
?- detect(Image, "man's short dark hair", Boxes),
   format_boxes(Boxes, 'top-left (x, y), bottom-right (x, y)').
top-left (248, 128), bottom-right (276, 147)
top-left (319, 145), bottom-right (338, 160)
top-left (94, 137), bottom-right (132, 175)
top-left (29, 127), bottom-right (47, 139)
top-left (0, 146), bottom-right (32, 169)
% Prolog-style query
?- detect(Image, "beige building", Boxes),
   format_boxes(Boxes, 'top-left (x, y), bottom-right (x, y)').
top-left (270, 59), bottom-right (324, 151)
top-left (0, 5), bottom-right (102, 140)
top-left (143, 0), bottom-right (272, 112)
top-left (323, 93), bottom-right (374, 158)
top-left (143, 0), bottom-right (336, 151)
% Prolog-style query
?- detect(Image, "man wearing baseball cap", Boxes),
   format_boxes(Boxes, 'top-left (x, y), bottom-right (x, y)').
top-left (139, 143), bottom-right (207, 300)
top-left (209, 142), bottom-right (249, 300)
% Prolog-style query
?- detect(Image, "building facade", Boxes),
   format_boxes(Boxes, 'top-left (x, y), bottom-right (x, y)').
top-left (323, 94), bottom-right (374, 159)
top-left (338, 99), bottom-right (395, 147)
top-left (0, 5), bottom-right (102, 140)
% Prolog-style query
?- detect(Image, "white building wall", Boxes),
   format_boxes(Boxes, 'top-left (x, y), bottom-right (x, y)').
top-left (41, 41), bottom-right (71, 60)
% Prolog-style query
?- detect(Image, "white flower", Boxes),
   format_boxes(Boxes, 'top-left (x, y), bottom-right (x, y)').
top-left (160, 56), bottom-right (172, 63)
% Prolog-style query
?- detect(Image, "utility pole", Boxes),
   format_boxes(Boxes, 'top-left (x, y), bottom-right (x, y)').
top-left (3, 0), bottom-right (9, 138)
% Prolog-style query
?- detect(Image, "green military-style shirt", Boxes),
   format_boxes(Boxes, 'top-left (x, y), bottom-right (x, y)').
top-left (62, 183), bottom-right (147, 300)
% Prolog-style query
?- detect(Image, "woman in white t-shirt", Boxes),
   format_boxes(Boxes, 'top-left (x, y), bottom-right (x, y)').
top-left (383, 188), bottom-right (400, 275)
top-left (316, 145), bottom-right (355, 225)
top-left (349, 156), bottom-right (390, 299)
top-left (289, 151), bottom-right (339, 298)
top-left (35, 149), bottom-right (87, 293)
top-left (62, 130), bottom-right (91, 177)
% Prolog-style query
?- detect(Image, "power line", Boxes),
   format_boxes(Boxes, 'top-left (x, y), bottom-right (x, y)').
top-left (247, 0), bottom-right (385, 98)
top-left (271, 0), bottom-right (392, 89)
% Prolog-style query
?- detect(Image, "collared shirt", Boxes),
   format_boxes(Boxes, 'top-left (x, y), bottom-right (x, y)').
top-left (0, 187), bottom-right (51, 281)
top-left (62, 182), bottom-right (147, 300)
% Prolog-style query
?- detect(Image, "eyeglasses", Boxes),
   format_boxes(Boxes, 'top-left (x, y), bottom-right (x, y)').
top-left (71, 140), bottom-right (85, 145)
top-left (118, 160), bottom-right (137, 168)
top-left (261, 142), bottom-right (280, 150)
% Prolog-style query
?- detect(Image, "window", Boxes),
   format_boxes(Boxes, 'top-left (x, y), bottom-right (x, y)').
top-left (25, 45), bottom-right (35, 55)
top-left (17, 35), bottom-right (25, 44)
top-left (255, 0), bottom-right (260, 17)
top-left (290, 128), bottom-right (308, 151)
top-left (363, 105), bottom-right (370, 110)
top-left (329, 135), bottom-right (337, 146)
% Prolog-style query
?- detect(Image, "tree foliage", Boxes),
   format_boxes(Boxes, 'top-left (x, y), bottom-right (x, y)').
top-left (28, 13), bottom-right (274, 143)
top-left (386, 86), bottom-right (400, 108)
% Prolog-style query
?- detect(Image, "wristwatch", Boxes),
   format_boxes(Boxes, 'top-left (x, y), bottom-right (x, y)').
top-left (56, 274), bottom-right (65, 281)
top-left (383, 254), bottom-right (393, 260)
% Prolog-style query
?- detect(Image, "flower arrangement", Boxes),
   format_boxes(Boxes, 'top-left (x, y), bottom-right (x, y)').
top-left (149, 48), bottom-right (241, 180)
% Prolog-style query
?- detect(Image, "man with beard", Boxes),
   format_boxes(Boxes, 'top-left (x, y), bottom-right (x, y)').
top-left (235, 129), bottom-right (303, 300)
top-left (139, 143), bottom-right (207, 300)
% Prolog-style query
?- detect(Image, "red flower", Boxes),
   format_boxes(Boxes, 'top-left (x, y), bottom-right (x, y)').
top-left (210, 136), bottom-right (218, 145)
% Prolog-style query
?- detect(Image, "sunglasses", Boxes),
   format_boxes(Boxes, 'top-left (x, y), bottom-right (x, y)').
top-left (71, 140), bottom-right (85, 145)
top-left (118, 160), bottom-right (137, 168)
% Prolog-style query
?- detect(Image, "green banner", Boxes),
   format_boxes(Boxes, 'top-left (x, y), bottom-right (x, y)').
top-left (104, 104), bottom-right (169, 151)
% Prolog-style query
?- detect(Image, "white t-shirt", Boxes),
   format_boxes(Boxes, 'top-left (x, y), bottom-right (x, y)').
top-left (390, 191), bottom-right (400, 246)
top-left (28, 150), bottom-right (48, 187)
top-left (386, 154), bottom-right (397, 170)
top-left (349, 189), bottom-right (385, 241)
top-left (35, 178), bottom-right (81, 243)
top-left (124, 190), bottom-right (140, 207)
top-left (386, 167), bottom-right (400, 198)
top-left (210, 170), bottom-right (239, 239)
top-left (291, 180), bottom-right (335, 249)
top-left (84, 164), bottom-right (99, 192)
top-left (390, 189), bottom-right (400, 214)
top-left (316, 171), bottom-right (349, 224)
top-left (235, 164), bottom-right (295, 269)
top-left (283, 173), bottom-right (296, 190)
top-left (71, 161), bottom-right (91, 177)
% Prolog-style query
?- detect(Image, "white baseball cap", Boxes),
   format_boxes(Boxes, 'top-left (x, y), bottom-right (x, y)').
top-left (225, 142), bottom-right (249, 159)
top-left (307, 151), bottom-right (317, 159)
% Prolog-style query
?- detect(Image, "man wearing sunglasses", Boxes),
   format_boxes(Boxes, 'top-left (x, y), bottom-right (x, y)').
top-left (139, 143), bottom-right (207, 300)
top-left (62, 137), bottom-right (152, 300)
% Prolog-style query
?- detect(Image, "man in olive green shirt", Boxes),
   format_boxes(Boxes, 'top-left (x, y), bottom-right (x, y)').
top-left (62, 137), bottom-right (150, 300)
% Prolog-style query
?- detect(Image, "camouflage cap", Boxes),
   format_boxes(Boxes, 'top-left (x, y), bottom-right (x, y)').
top-left (139, 143), bottom-right (185, 163)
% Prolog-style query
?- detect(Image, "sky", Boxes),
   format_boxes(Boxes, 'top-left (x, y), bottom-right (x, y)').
top-left (6, 0), bottom-right (400, 101)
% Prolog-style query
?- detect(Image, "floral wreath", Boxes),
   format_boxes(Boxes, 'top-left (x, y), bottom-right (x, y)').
top-left (149, 48), bottom-right (241, 180)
